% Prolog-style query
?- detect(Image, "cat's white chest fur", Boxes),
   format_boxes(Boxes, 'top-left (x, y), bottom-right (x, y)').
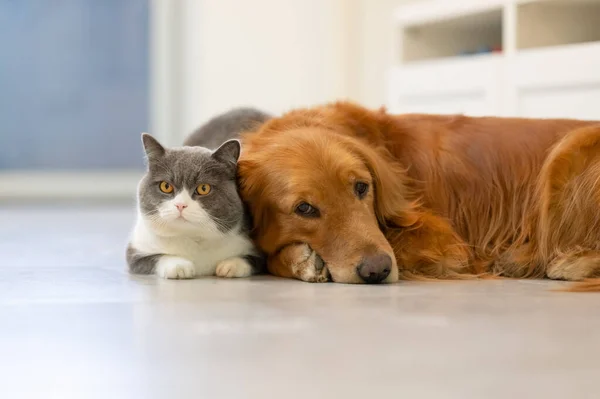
top-left (130, 217), bottom-right (255, 277)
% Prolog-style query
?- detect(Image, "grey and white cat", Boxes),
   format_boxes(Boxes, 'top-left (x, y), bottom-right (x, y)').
top-left (127, 134), bottom-right (261, 279)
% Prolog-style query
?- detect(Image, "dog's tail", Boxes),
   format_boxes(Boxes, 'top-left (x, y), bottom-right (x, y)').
top-left (397, 269), bottom-right (504, 282)
top-left (562, 279), bottom-right (600, 292)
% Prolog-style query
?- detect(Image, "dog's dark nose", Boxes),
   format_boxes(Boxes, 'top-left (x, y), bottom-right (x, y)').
top-left (357, 254), bottom-right (392, 284)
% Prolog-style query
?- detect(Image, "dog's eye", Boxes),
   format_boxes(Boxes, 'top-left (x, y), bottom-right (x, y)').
top-left (295, 202), bottom-right (320, 218)
top-left (354, 182), bottom-right (369, 198)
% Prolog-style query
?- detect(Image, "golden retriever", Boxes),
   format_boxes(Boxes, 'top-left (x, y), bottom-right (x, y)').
top-left (238, 102), bottom-right (600, 290)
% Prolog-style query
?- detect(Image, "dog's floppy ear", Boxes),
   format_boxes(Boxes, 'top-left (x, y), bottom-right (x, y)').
top-left (237, 156), bottom-right (276, 241)
top-left (330, 102), bottom-right (420, 228)
top-left (351, 142), bottom-right (419, 228)
top-left (238, 156), bottom-right (288, 256)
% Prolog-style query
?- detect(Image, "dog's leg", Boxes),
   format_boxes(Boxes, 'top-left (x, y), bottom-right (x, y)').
top-left (536, 125), bottom-right (600, 281)
top-left (386, 211), bottom-right (473, 279)
top-left (492, 243), bottom-right (544, 278)
top-left (546, 250), bottom-right (600, 280)
top-left (267, 243), bottom-right (330, 283)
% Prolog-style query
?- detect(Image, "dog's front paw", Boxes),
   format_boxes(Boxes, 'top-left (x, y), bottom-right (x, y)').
top-left (156, 256), bottom-right (196, 279)
top-left (216, 257), bottom-right (253, 278)
top-left (287, 244), bottom-right (330, 283)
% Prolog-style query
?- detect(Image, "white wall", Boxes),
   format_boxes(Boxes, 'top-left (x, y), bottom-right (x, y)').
top-left (185, 0), bottom-right (355, 134)
top-left (152, 0), bottom-right (419, 144)
top-left (355, 0), bottom-right (420, 108)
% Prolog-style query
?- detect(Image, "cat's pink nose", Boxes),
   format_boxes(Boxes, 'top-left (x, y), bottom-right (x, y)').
top-left (175, 203), bottom-right (188, 212)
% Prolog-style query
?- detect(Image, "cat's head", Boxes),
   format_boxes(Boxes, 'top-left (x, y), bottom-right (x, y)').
top-left (138, 133), bottom-right (244, 238)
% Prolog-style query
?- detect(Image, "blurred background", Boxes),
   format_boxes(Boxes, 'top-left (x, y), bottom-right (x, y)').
top-left (3, 3), bottom-right (600, 395)
top-left (1, 0), bottom-right (599, 201)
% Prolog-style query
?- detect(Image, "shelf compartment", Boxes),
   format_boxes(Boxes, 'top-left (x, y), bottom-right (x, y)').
top-left (517, 0), bottom-right (600, 50)
top-left (400, 7), bottom-right (503, 63)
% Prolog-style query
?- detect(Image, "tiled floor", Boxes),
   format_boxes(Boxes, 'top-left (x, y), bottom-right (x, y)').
top-left (0, 205), bottom-right (598, 399)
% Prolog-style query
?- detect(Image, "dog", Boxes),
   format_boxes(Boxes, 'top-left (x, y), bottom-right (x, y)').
top-left (237, 101), bottom-right (600, 291)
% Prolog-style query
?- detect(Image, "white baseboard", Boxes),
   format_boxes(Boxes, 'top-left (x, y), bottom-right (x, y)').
top-left (0, 171), bottom-right (143, 201)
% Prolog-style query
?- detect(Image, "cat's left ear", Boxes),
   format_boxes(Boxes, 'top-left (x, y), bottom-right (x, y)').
top-left (141, 133), bottom-right (166, 160)
top-left (212, 139), bottom-right (241, 170)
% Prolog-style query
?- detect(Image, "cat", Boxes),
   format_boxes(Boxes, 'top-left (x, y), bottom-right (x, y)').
top-left (184, 107), bottom-right (272, 149)
top-left (126, 133), bottom-right (262, 279)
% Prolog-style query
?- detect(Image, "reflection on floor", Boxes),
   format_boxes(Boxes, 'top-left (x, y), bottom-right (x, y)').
top-left (0, 204), bottom-right (598, 399)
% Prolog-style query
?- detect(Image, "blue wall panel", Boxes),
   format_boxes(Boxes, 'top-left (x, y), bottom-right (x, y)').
top-left (0, 0), bottom-right (149, 169)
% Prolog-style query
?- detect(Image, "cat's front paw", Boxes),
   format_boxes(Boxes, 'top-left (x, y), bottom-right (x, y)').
top-left (156, 256), bottom-right (196, 279)
top-left (216, 257), bottom-right (253, 278)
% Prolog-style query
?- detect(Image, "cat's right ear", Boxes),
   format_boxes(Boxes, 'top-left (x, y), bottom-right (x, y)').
top-left (212, 139), bottom-right (241, 166)
top-left (141, 133), bottom-right (165, 160)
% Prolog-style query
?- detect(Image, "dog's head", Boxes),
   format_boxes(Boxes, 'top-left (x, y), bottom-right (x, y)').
top-left (239, 103), bottom-right (418, 283)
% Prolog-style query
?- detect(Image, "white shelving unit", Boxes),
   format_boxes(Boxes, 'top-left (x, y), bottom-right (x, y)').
top-left (388, 0), bottom-right (600, 119)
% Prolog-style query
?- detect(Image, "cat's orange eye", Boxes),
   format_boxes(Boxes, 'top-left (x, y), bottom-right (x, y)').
top-left (159, 181), bottom-right (174, 193)
top-left (196, 184), bottom-right (211, 196)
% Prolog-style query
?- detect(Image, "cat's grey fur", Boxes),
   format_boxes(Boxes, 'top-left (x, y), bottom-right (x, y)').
top-left (127, 133), bottom-right (262, 279)
top-left (184, 107), bottom-right (272, 149)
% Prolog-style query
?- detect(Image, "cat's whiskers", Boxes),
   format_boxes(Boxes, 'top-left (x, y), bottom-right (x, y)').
top-left (205, 214), bottom-right (235, 228)
top-left (183, 209), bottom-right (224, 231)
top-left (144, 212), bottom-right (169, 229)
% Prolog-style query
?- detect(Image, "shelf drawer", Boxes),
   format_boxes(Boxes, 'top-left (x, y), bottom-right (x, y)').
top-left (388, 54), bottom-right (502, 116)
top-left (511, 42), bottom-right (600, 119)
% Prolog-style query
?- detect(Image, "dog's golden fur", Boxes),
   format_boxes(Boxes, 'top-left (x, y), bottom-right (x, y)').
top-left (238, 102), bottom-right (600, 290)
